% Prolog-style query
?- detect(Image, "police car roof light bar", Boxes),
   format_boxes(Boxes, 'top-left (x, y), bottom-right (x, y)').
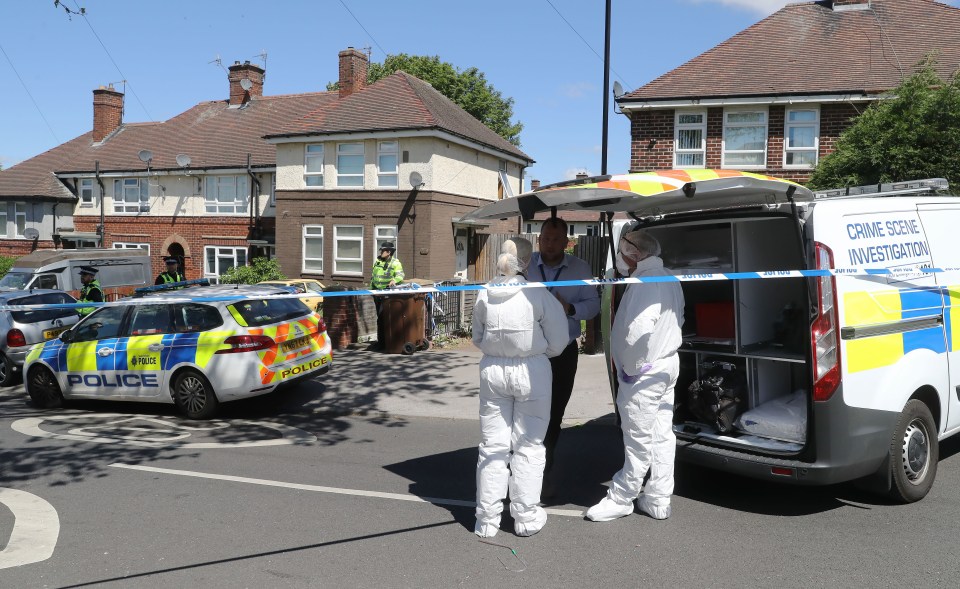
top-left (133, 278), bottom-right (211, 296)
top-left (814, 178), bottom-right (949, 200)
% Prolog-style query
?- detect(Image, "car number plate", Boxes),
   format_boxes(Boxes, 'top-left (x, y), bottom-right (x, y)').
top-left (43, 327), bottom-right (67, 340)
top-left (280, 335), bottom-right (310, 353)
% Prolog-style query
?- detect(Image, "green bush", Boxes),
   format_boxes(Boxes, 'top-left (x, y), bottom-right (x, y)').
top-left (0, 256), bottom-right (16, 279)
top-left (219, 257), bottom-right (286, 285)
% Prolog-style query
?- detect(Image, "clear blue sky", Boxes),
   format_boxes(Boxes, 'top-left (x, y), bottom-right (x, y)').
top-left (2, 0), bottom-right (957, 187)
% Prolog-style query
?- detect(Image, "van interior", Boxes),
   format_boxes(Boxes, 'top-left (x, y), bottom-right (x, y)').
top-left (637, 215), bottom-right (811, 454)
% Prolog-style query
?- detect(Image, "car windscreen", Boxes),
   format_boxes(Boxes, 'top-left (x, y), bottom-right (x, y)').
top-left (0, 273), bottom-right (31, 289)
top-left (10, 293), bottom-right (77, 323)
top-left (228, 298), bottom-right (311, 327)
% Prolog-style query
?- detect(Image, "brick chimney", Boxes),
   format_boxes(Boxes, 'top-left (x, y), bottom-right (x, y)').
top-left (228, 60), bottom-right (265, 106)
top-left (92, 85), bottom-right (124, 142)
top-left (830, 0), bottom-right (870, 9)
top-left (530, 179), bottom-right (541, 191)
top-left (338, 47), bottom-right (369, 99)
top-left (575, 171), bottom-right (589, 180)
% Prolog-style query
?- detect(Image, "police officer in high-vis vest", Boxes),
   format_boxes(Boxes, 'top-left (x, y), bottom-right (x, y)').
top-left (156, 256), bottom-right (185, 286)
top-left (370, 242), bottom-right (404, 350)
top-left (77, 266), bottom-right (103, 317)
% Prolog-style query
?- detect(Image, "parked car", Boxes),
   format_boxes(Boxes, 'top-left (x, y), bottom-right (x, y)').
top-left (24, 285), bottom-right (332, 418)
top-left (258, 279), bottom-right (324, 311)
top-left (0, 289), bottom-right (79, 387)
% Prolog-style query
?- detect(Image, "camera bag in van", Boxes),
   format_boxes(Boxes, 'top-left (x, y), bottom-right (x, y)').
top-left (686, 361), bottom-right (745, 433)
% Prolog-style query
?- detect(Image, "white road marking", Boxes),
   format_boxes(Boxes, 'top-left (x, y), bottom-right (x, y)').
top-left (11, 413), bottom-right (316, 448)
top-left (109, 463), bottom-right (586, 518)
top-left (0, 488), bottom-right (60, 570)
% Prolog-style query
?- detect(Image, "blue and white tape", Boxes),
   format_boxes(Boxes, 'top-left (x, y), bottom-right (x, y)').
top-left (0, 265), bottom-right (956, 311)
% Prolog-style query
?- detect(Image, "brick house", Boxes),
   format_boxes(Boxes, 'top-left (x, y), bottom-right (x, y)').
top-left (618, 0), bottom-right (960, 183)
top-left (266, 49), bottom-right (533, 287)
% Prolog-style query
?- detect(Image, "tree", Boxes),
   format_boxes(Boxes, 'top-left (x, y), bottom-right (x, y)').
top-left (329, 54), bottom-right (523, 146)
top-left (219, 257), bottom-right (285, 285)
top-left (808, 58), bottom-right (960, 190)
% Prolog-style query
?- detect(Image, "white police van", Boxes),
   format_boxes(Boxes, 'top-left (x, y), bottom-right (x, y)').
top-left (463, 170), bottom-right (959, 502)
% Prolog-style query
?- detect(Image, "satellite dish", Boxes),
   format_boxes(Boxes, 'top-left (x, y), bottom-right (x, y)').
top-left (176, 154), bottom-right (192, 167)
top-left (23, 228), bottom-right (39, 240)
top-left (613, 81), bottom-right (625, 99)
top-left (409, 171), bottom-right (424, 189)
top-left (240, 78), bottom-right (254, 91)
top-left (137, 150), bottom-right (153, 163)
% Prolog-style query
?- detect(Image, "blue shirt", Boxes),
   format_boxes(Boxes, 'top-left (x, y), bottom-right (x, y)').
top-left (529, 252), bottom-right (601, 345)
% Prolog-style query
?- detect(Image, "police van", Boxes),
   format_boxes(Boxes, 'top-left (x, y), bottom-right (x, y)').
top-left (463, 170), bottom-right (960, 502)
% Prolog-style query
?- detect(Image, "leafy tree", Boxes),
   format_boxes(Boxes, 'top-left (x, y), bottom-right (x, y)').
top-left (808, 58), bottom-right (960, 190)
top-left (0, 256), bottom-right (16, 278)
top-left (219, 257), bottom-right (285, 285)
top-left (329, 54), bottom-right (523, 146)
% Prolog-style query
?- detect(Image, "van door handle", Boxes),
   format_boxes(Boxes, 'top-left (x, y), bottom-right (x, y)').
top-left (147, 344), bottom-right (164, 352)
top-left (97, 348), bottom-right (114, 357)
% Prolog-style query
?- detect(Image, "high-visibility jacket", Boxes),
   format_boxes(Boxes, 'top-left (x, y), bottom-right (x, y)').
top-left (78, 280), bottom-right (104, 317)
top-left (371, 257), bottom-right (404, 290)
top-left (156, 271), bottom-right (185, 286)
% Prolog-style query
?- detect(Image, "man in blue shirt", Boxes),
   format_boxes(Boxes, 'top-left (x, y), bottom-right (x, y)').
top-left (529, 218), bottom-right (601, 494)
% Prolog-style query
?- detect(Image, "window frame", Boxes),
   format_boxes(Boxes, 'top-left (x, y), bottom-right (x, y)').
top-left (721, 108), bottom-right (769, 170)
top-left (113, 178), bottom-right (150, 214)
top-left (673, 110), bottom-right (708, 169)
top-left (336, 142), bottom-right (365, 188)
top-left (14, 202), bottom-right (26, 238)
top-left (112, 242), bottom-right (150, 255)
top-left (0, 204), bottom-right (9, 238)
top-left (80, 178), bottom-right (95, 207)
top-left (333, 225), bottom-right (364, 276)
top-left (204, 246), bottom-right (247, 278)
top-left (204, 175), bottom-right (249, 215)
top-left (377, 141), bottom-right (399, 188)
top-left (783, 107), bottom-right (820, 169)
top-left (373, 225), bottom-right (397, 256)
top-left (302, 225), bottom-right (324, 274)
top-left (304, 144), bottom-right (324, 188)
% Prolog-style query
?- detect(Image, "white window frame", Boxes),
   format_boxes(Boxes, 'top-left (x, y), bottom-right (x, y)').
top-left (113, 178), bottom-right (149, 214)
top-left (783, 107), bottom-right (820, 169)
top-left (80, 178), bottom-right (95, 207)
top-left (377, 141), bottom-right (399, 188)
top-left (302, 225), bottom-right (324, 274)
top-left (0, 205), bottom-right (7, 238)
top-left (204, 175), bottom-right (249, 215)
top-left (304, 144), bottom-right (324, 188)
top-left (269, 173), bottom-right (276, 206)
top-left (204, 246), bottom-right (247, 278)
top-left (333, 225), bottom-right (364, 276)
top-left (374, 225), bottom-right (397, 255)
top-left (721, 108), bottom-right (768, 170)
top-left (336, 143), bottom-right (364, 188)
top-left (673, 110), bottom-right (707, 168)
top-left (14, 202), bottom-right (26, 238)
top-left (113, 242), bottom-right (150, 255)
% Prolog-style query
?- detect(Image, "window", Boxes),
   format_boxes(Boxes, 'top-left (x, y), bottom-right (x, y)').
top-left (334, 225), bottom-right (363, 275)
top-left (205, 175), bottom-right (249, 214)
top-left (305, 144), bottom-right (324, 187)
top-left (722, 110), bottom-right (768, 168)
top-left (0, 204), bottom-right (7, 238)
top-left (80, 179), bottom-right (94, 207)
top-left (569, 224), bottom-right (576, 236)
top-left (674, 111), bottom-right (707, 168)
top-left (586, 225), bottom-right (599, 236)
top-left (374, 225), bottom-right (397, 254)
top-left (11, 293), bottom-right (75, 324)
top-left (113, 242), bottom-right (150, 255)
top-left (73, 306), bottom-right (128, 343)
top-left (337, 143), bottom-right (364, 187)
top-left (33, 275), bottom-right (59, 289)
top-left (270, 174), bottom-right (276, 206)
top-left (525, 223), bottom-right (533, 234)
top-left (377, 141), bottom-right (398, 187)
top-left (784, 108), bottom-right (820, 168)
top-left (173, 304), bottom-right (223, 333)
top-left (113, 178), bottom-right (149, 213)
top-left (304, 280), bottom-right (323, 293)
top-left (302, 225), bottom-right (324, 273)
top-left (204, 246), bottom-right (247, 277)
top-left (128, 305), bottom-right (173, 336)
top-left (14, 202), bottom-right (26, 237)
top-left (228, 298), bottom-right (310, 327)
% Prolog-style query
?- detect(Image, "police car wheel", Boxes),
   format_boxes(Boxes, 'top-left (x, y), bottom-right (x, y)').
top-left (27, 365), bottom-right (63, 409)
top-left (0, 354), bottom-right (17, 387)
top-left (889, 399), bottom-right (938, 503)
top-left (172, 370), bottom-right (219, 420)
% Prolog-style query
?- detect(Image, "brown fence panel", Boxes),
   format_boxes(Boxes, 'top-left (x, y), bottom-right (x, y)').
top-left (475, 233), bottom-right (539, 283)
top-left (574, 235), bottom-right (611, 278)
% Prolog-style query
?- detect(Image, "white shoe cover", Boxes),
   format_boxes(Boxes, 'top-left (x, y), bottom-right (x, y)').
top-left (585, 496), bottom-right (634, 522)
top-left (637, 494), bottom-right (671, 520)
top-left (474, 521), bottom-right (499, 538)
top-left (513, 506), bottom-right (547, 537)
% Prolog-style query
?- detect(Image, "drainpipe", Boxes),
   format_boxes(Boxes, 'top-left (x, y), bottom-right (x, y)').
top-left (95, 160), bottom-right (105, 247)
top-left (246, 153), bottom-right (261, 240)
top-left (52, 202), bottom-right (58, 249)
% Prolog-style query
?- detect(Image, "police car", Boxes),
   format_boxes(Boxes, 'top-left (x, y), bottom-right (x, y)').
top-left (23, 285), bottom-right (333, 419)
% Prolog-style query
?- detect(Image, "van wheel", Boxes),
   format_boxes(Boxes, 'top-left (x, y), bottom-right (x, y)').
top-left (0, 354), bottom-right (18, 387)
top-left (172, 370), bottom-right (219, 419)
top-left (889, 400), bottom-right (938, 503)
top-left (27, 365), bottom-right (63, 409)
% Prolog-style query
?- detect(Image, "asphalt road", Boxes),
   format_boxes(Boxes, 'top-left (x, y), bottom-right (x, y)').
top-left (2, 354), bottom-right (960, 588)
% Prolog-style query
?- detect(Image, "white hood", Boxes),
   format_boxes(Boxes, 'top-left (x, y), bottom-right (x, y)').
top-left (472, 276), bottom-right (569, 359)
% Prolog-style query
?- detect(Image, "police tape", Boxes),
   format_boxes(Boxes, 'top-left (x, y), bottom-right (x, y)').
top-left (0, 264), bottom-right (958, 311)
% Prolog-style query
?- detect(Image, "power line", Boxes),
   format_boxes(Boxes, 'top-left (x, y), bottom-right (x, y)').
top-left (337, 0), bottom-right (387, 58)
top-left (0, 42), bottom-right (60, 144)
top-left (71, 0), bottom-right (155, 122)
top-left (543, 0), bottom-right (631, 88)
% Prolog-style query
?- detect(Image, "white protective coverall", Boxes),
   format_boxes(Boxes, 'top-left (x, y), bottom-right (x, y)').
top-left (472, 273), bottom-right (568, 537)
top-left (605, 254), bottom-right (684, 519)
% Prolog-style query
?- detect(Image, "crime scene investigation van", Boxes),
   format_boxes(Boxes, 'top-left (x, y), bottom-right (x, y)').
top-left (462, 170), bottom-right (960, 502)
top-left (0, 249), bottom-right (151, 299)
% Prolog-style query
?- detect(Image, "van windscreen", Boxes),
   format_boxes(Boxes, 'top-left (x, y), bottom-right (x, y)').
top-left (0, 273), bottom-right (31, 289)
top-left (228, 298), bottom-right (310, 327)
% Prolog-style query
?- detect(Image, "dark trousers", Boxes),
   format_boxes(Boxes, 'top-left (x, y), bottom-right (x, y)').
top-left (544, 340), bottom-right (580, 473)
top-left (374, 298), bottom-right (385, 346)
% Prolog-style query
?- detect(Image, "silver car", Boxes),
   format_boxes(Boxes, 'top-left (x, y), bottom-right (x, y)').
top-left (0, 289), bottom-right (79, 386)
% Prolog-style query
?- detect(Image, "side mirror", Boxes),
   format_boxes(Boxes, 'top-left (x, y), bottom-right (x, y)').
top-left (59, 330), bottom-right (73, 343)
